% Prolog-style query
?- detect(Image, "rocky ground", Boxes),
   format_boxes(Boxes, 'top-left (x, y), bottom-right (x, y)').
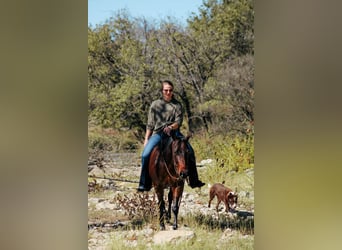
top-left (88, 152), bottom-right (254, 250)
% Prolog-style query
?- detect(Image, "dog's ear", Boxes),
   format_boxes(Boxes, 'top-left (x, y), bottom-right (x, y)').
top-left (228, 191), bottom-right (237, 197)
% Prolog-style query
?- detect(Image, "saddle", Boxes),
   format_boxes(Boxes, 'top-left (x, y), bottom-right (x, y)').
top-left (158, 131), bottom-right (185, 153)
top-left (154, 132), bottom-right (181, 166)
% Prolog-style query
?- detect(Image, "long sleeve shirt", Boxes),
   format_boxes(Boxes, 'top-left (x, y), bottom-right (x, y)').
top-left (146, 98), bottom-right (183, 134)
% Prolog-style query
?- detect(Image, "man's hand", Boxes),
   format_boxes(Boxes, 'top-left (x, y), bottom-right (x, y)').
top-left (143, 129), bottom-right (152, 147)
top-left (163, 126), bottom-right (172, 136)
top-left (143, 138), bottom-right (149, 147)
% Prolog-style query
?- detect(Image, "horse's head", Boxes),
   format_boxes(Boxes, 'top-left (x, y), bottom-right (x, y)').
top-left (171, 134), bottom-right (191, 180)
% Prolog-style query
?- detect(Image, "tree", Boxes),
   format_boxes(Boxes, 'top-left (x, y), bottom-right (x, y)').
top-left (188, 0), bottom-right (254, 56)
top-left (88, 1), bottom-right (254, 139)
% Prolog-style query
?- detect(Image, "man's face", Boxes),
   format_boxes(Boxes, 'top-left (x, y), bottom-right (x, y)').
top-left (162, 83), bottom-right (173, 102)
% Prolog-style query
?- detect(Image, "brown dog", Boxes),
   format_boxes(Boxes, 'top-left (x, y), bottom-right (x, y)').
top-left (208, 183), bottom-right (238, 212)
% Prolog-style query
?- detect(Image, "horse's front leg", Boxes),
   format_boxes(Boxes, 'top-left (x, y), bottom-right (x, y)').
top-left (166, 188), bottom-right (172, 223)
top-left (171, 186), bottom-right (184, 230)
top-left (156, 187), bottom-right (166, 230)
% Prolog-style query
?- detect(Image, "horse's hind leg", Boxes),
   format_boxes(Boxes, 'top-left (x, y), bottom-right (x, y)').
top-left (156, 187), bottom-right (166, 230)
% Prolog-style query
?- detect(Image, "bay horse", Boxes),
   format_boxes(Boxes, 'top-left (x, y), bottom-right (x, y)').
top-left (148, 133), bottom-right (190, 230)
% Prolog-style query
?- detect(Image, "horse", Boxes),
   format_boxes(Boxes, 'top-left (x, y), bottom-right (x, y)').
top-left (148, 132), bottom-right (190, 230)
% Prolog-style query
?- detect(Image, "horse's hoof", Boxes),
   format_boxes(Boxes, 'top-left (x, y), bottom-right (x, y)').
top-left (160, 224), bottom-right (165, 230)
top-left (173, 224), bottom-right (178, 230)
top-left (137, 186), bottom-right (151, 192)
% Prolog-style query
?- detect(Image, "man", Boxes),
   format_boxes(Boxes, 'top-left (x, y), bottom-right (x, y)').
top-left (137, 80), bottom-right (205, 192)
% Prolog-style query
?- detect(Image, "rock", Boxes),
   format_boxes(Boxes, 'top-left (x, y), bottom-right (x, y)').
top-left (95, 200), bottom-right (117, 210)
top-left (198, 159), bottom-right (213, 166)
top-left (88, 165), bottom-right (96, 172)
top-left (152, 228), bottom-right (195, 245)
top-left (89, 166), bottom-right (105, 177)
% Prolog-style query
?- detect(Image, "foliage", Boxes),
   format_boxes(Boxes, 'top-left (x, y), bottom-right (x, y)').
top-left (106, 227), bottom-right (253, 250)
top-left (114, 193), bottom-right (158, 225)
top-left (192, 132), bottom-right (254, 176)
top-left (88, 0), bottom-right (254, 140)
top-left (184, 212), bottom-right (254, 235)
top-left (88, 126), bottom-right (139, 153)
top-left (188, 0), bottom-right (254, 58)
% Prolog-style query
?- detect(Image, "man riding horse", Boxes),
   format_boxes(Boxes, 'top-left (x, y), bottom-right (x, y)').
top-left (137, 80), bottom-right (205, 192)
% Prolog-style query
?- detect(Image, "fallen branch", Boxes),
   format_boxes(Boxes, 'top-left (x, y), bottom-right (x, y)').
top-left (89, 175), bottom-right (139, 184)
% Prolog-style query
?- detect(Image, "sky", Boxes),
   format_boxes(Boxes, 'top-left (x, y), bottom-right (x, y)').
top-left (88, 0), bottom-right (204, 26)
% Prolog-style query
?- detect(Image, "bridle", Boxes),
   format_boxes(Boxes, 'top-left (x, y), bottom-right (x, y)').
top-left (161, 138), bottom-right (187, 182)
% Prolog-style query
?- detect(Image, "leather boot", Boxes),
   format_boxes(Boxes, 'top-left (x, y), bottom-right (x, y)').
top-left (188, 152), bottom-right (205, 188)
top-left (137, 162), bottom-right (152, 192)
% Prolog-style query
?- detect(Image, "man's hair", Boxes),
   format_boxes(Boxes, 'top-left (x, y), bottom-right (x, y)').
top-left (160, 80), bottom-right (174, 91)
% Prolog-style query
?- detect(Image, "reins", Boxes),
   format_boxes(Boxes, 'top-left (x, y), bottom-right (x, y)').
top-left (161, 155), bottom-right (182, 181)
top-left (160, 137), bottom-right (186, 182)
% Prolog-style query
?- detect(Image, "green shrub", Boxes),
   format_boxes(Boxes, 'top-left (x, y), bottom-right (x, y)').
top-left (88, 126), bottom-right (139, 152)
top-left (191, 132), bottom-right (254, 184)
